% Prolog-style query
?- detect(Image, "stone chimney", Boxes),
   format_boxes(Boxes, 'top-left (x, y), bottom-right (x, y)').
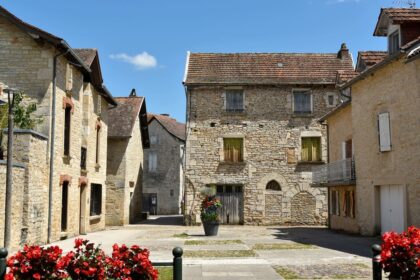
top-left (337, 43), bottom-right (350, 59)
top-left (129, 88), bottom-right (136, 97)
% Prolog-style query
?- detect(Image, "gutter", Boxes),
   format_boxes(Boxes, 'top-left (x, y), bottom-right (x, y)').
top-left (47, 50), bottom-right (68, 243)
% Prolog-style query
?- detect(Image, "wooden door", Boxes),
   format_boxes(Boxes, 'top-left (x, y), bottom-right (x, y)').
top-left (61, 182), bottom-right (68, 232)
top-left (216, 185), bottom-right (243, 224)
top-left (380, 185), bottom-right (406, 233)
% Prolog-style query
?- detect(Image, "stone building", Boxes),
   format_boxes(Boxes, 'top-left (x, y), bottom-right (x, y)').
top-left (0, 6), bottom-right (116, 248)
top-left (182, 45), bottom-right (355, 225)
top-left (143, 114), bottom-right (185, 215)
top-left (315, 8), bottom-right (420, 236)
top-left (106, 90), bottom-right (149, 226)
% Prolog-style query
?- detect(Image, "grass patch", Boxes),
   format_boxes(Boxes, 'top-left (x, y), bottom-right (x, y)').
top-left (353, 263), bottom-right (369, 269)
top-left (253, 243), bottom-right (315, 250)
top-left (157, 266), bottom-right (172, 280)
top-left (274, 266), bottom-right (301, 279)
top-left (184, 250), bottom-right (256, 258)
top-left (172, 232), bottom-right (189, 238)
top-left (185, 239), bottom-right (243, 245)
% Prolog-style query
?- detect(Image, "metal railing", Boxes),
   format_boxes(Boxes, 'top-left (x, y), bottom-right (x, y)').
top-left (0, 247), bottom-right (183, 280)
top-left (312, 158), bottom-right (356, 185)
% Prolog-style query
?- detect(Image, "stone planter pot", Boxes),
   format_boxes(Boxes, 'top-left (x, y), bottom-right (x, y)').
top-left (202, 221), bottom-right (219, 236)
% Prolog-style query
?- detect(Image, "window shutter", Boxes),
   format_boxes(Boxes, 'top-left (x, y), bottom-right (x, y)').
top-left (378, 112), bottom-right (391, 152)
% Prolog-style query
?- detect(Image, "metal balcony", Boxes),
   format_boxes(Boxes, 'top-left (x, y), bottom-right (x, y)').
top-left (312, 158), bottom-right (356, 186)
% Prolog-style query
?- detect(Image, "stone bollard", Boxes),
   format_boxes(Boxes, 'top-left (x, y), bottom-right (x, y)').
top-left (0, 247), bottom-right (8, 279)
top-left (173, 247), bottom-right (183, 280)
top-left (371, 244), bottom-right (382, 280)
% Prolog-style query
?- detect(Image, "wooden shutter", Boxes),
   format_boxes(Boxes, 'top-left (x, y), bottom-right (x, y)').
top-left (378, 112), bottom-right (391, 152)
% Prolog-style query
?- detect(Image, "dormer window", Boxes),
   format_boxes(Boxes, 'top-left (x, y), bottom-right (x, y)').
top-left (388, 31), bottom-right (400, 55)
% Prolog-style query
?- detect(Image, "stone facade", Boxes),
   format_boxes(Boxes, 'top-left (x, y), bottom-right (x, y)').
top-left (143, 115), bottom-right (185, 215)
top-left (106, 95), bottom-right (148, 226)
top-left (184, 84), bottom-right (336, 225)
top-left (351, 56), bottom-right (420, 235)
top-left (0, 8), bottom-right (114, 246)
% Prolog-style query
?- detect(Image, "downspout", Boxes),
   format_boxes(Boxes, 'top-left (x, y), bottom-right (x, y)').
top-left (47, 50), bottom-right (68, 243)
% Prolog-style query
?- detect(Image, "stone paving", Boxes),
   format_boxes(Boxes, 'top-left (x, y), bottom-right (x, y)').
top-left (49, 215), bottom-right (382, 280)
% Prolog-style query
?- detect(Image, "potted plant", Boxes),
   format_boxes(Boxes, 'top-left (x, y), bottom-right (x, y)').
top-left (200, 188), bottom-right (222, 236)
top-left (380, 226), bottom-right (419, 280)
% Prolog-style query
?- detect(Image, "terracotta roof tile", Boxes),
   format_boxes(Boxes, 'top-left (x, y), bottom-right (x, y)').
top-left (148, 114), bottom-right (185, 141)
top-left (382, 8), bottom-right (420, 23)
top-left (336, 70), bottom-right (359, 85)
top-left (356, 51), bottom-right (388, 72)
top-left (185, 51), bottom-right (354, 85)
top-left (108, 97), bottom-right (144, 138)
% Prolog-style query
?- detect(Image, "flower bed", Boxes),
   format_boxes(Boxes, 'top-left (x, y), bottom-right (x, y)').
top-left (381, 226), bottom-right (420, 280)
top-left (5, 239), bottom-right (158, 280)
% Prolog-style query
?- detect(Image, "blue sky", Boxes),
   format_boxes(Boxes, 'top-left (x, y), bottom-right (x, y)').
top-left (2, 0), bottom-right (401, 122)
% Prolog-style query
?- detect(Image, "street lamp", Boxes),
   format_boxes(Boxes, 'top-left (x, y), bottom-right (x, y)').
top-left (2, 87), bottom-right (16, 249)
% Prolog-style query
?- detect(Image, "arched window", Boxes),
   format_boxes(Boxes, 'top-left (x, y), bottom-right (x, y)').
top-left (266, 180), bottom-right (281, 191)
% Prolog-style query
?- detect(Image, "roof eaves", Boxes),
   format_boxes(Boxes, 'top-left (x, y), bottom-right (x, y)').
top-left (340, 51), bottom-right (404, 89)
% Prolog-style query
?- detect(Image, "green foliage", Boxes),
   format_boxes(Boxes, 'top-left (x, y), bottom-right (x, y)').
top-left (0, 91), bottom-right (42, 132)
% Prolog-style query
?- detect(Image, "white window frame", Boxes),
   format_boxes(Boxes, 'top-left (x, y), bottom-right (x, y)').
top-left (66, 63), bottom-right (73, 92)
top-left (388, 30), bottom-right (400, 55)
top-left (378, 112), bottom-right (392, 152)
top-left (148, 152), bottom-right (157, 172)
top-left (292, 89), bottom-right (313, 114)
top-left (150, 135), bottom-right (158, 145)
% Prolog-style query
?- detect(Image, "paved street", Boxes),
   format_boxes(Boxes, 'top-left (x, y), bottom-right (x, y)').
top-left (50, 215), bottom-right (381, 280)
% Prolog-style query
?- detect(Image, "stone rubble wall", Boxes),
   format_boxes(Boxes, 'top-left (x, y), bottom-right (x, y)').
top-left (185, 85), bottom-right (331, 225)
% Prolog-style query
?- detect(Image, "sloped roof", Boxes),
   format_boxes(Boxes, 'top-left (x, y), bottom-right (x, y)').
top-left (108, 97), bottom-right (145, 138)
top-left (0, 5), bottom-right (116, 105)
top-left (336, 70), bottom-right (359, 85)
top-left (148, 114), bottom-right (185, 141)
top-left (374, 8), bottom-right (420, 36)
top-left (356, 51), bottom-right (388, 72)
top-left (184, 49), bottom-right (354, 85)
top-left (73, 48), bottom-right (97, 67)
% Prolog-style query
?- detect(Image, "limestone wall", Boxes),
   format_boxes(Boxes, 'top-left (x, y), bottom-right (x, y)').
top-left (185, 85), bottom-right (332, 225)
top-left (351, 57), bottom-right (420, 235)
top-left (143, 120), bottom-right (184, 215)
top-left (0, 163), bottom-right (25, 250)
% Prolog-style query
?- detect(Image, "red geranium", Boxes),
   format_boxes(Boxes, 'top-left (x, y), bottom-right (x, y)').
top-left (381, 226), bottom-right (420, 279)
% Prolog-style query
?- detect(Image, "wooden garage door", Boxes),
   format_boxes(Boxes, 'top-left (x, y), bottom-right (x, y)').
top-left (380, 185), bottom-right (406, 233)
top-left (216, 185), bottom-right (243, 224)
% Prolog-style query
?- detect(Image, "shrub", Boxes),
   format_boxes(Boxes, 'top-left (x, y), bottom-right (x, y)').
top-left (381, 226), bottom-right (420, 279)
top-left (6, 239), bottom-right (158, 280)
top-left (106, 244), bottom-right (158, 280)
top-left (5, 245), bottom-right (69, 279)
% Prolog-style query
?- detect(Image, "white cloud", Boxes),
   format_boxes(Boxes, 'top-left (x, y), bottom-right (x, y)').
top-left (110, 52), bottom-right (157, 70)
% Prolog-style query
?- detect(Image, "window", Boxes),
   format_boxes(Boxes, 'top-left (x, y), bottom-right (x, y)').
top-left (344, 190), bottom-right (355, 218)
top-left (64, 106), bottom-right (71, 156)
top-left (61, 181), bottom-right (69, 231)
top-left (378, 112), bottom-right (391, 152)
top-left (331, 190), bottom-right (340, 216)
top-left (345, 139), bottom-right (352, 159)
top-left (328, 95), bottom-right (334, 106)
top-left (150, 136), bottom-right (158, 145)
top-left (95, 126), bottom-right (100, 164)
top-left (266, 180), bottom-right (281, 191)
top-left (170, 189), bottom-right (174, 197)
top-left (216, 185), bottom-right (242, 194)
top-left (148, 152), bottom-right (157, 172)
top-left (226, 90), bottom-right (244, 112)
top-left (388, 31), bottom-right (400, 55)
top-left (90, 184), bottom-right (102, 216)
top-left (293, 91), bottom-right (312, 114)
top-left (80, 147), bottom-right (87, 170)
top-left (223, 138), bottom-right (243, 163)
top-left (301, 137), bottom-right (321, 162)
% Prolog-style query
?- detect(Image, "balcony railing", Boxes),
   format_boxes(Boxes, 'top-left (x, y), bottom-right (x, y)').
top-left (312, 158), bottom-right (356, 185)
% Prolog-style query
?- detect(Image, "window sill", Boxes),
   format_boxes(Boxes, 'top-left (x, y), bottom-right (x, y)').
top-left (62, 155), bottom-right (72, 164)
top-left (223, 110), bottom-right (246, 116)
top-left (220, 161), bottom-right (246, 165)
top-left (297, 160), bottom-right (325, 165)
top-left (89, 215), bottom-right (101, 221)
top-left (80, 168), bottom-right (88, 174)
top-left (95, 163), bottom-right (101, 170)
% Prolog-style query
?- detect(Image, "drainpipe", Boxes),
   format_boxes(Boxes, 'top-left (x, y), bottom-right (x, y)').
top-left (47, 50), bottom-right (67, 243)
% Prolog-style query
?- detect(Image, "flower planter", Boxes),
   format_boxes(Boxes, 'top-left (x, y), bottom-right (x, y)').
top-left (202, 221), bottom-right (219, 236)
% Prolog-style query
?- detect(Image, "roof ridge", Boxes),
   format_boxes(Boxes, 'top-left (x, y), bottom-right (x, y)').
top-left (190, 52), bottom-right (339, 55)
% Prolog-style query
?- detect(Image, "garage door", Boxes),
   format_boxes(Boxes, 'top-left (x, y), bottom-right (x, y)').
top-left (380, 185), bottom-right (406, 233)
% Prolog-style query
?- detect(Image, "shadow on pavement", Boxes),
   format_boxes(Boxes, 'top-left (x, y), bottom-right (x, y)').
top-left (270, 227), bottom-right (381, 258)
top-left (137, 215), bottom-right (184, 226)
